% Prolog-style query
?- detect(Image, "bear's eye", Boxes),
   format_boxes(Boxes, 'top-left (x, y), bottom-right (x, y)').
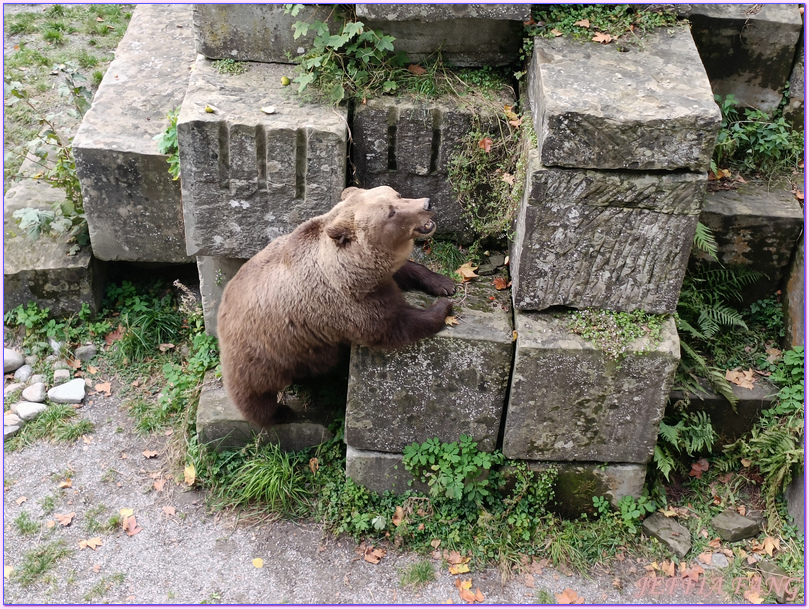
top-left (388, 208), bottom-right (396, 218)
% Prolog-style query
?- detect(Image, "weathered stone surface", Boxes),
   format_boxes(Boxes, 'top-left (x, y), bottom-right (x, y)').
top-left (688, 4), bottom-right (803, 113)
top-left (345, 446), bottom-right (428, 496)
top-left (758, 559), bottom-right (796, 603)
top-left (356, 4), bottom-right (530, 22)
top-left (502, 312), bottom-right (679, 463)
top-left (4, 425), bottom-right (20, 440)
top-left (783, 240), bottom-right (804, 349)
top-left (192, 4), bottom-right (340, 64)
top-left (196, 256), bottom-right (247, 337)
top-left (73, 4), bottom-right (195, 263)
top-left (784, 471), bottom-right (804, 535)
top-left (668, 378), bottom-right (778, 444)
top-left (693, 181), bottom-right (804, 304)
top-left (22, 382), bottom-right (47, 404)
top-left (4, 348), bottom-right (24, 373)
top-left (178, 56), bottom-right (347, 259)
top-left (4, 412), bottom-right (22, 427)
top-left (352, 91), bottom-right (514, 244)
top-left (13, 365), bottom-right (32, 383)
top-left (47, 378), bottom-right (86, 404)
top-left (711, 509), bottom-right (760, 542)
top-left (511, 150), bottom-right (704, 314)
top-left (528, 27), bottom-right (720, 171)
top-left (53, 369), bottom-right (71, 383)
top-left (4, 383), bottom-right (25, 398)
top-left (783, 35), bottom-right (804, 130)
top-left (642, 512), bottom-right (692, 558)
top-left (12, 401), bottom-right (48, 421)
top-left (4, 166), bottom-right (104, 317)
top-left (345, 279), bottom-right (513, 454)
top-left (196, 372), bottom-right (337, 453)
top-left (74, 345), bottom-right (97, 361)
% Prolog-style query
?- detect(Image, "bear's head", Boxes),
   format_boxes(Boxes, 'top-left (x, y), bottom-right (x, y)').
top-left (324, 186), bottom-right (436, 261)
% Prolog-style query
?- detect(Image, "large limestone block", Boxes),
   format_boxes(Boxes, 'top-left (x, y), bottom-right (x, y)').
top-left (192, 4), bottom-right (341, 64)
top-left (4, 167), bottom-right (104, 316)
top-left (73, 4), bottom-right (195, 263)
top-left (783, 240), bottom-right (804, 348)
top-left (502, 311), bottom-right (680, 463)
top-left (692, 181), bottom-right (804, 304)
top-left (345, 446), bottom-right (429, 496)
top-left (688, 4), bottom-right (803, 113)
top-left (353, 91), bottom-right (514, 244)
top-left (783, 37), bottom-right (804, 130)
top-left (196, 256), bottom-right (247, 338)
top-left (528, 27), bottom-right (720, 171)
top-left (345, 280), bottom-right (513, 454)
top-left (511, 150), bottom-right (704, 314)
top-left (178, 56), bottom-right (347, 259)
top-left (356, 5), bottom-right (530, 22)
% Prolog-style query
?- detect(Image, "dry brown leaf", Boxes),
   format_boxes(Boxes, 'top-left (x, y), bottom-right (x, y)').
top-left (697, 551), bottom-right (713, 566)
top-left (478, 137), bottom-right (493, 153)
top-left (445, 316), bottom-right (460, 326)
top-left (455, 262), bottom-right (478, 282)
top-left (501, 172), bottom-right (515, 185)
top-left (680, 563), bottom-right (704, 582)
top-left (58, 478), bottom-right (72, 489)
top-left (87, 365), bottom-right (99, 374)
top-left (573, 18), bottom-right (590, 27)
top-left (363, 546), bottom-right (385, 564)
top-left (550, 28), bottom-right (563, 36)
top-left (79, 537), bottom-right (103, 550)
top-left (689, 458), bottom-right (710, 479)
top-left (493, 277), bottom-right (511, 291)
top-left (741, 458), bottom-right (752, 467)
top-left (725, 368), bottom-right (756, 390)
top-left (92, 564), bottom-right (101, 573)
top-left (308, 457), bottom-right (319, 475)
top-left (392, 505), bottom-right (404, 527)
top-left (105, 325), bottom-right (124, 346)
top-left (162, 505), bottom-right (176, 517)
top-left (661, 559), bottom-right (676, 577)
top-left (430, 539), bottom-right (441, 549)
top-left (524, 573), bottom-right (535, 588)
top-left (4, 565), bottom-right (13, 580)
top-left (708, 537), bottom-right (722, 549)
top-left (407, 64), bottom-right (427, 75)
top-left (555, 588), bottom-right (584, 604)
top-left (142, 450), bottom-right (158, 459)
top-left (738, 505), bottom-right (747, 516)
top-left (55, 512), bottom-right (75, 527)
top-left (744, 589), bottom-right (764, 604)
top-left (122, 515), bottom-right (142, 537)
top-left (592, 31), bottom-right (612, 43)
top-left (15, 496), bottom-right (26, 505)
top-left (46, 520), bottom-right (55, 528)
top-left (94, 382), bottom-right (112, 396)
top-left (153, 478), bottom-right (166, 492)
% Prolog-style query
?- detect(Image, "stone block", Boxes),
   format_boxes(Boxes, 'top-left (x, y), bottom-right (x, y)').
top-left (642, 512), bottom-right (692, 558)
top-left (692, 181), bottom-right (804, 304)
top-left (353, 91), bottom-right (515, 244)
top-left (785, 470), bottom-right (804, 535)
top-left (783, 36), bottom-right (804, 130)
top-left (688, 4), bottom-right (803, 113)
top-left (668, 378), bottom-right (778, 445)
top-left (73, 4), bottom-right (195, 263)
top-left (196, 256), bottom-right (247, 337)
top-left (711, 509), bottom-right (760, 542)
top-left (345, 446), bottom-right (429, 496)
top-left (345, 277), bottom-right (513, 454)
top-left (4, 168), bottom-right (104, 317)
top-left (192, 4), bottom-right (340, 64)
top-left (528, 27), bottom-right (720, 171)
top-left (502, 311), bottom-right (679, 463)
top-left (196, 372), bottom-right (339, 453)
top-left (511, 150), bottom-right (704, 314)
top-left (783, 240), bottom-right (804, 348)
top-left (178, 56), bottom-right (347, 259)
top-left (356, 5), bottom-right (530, 22)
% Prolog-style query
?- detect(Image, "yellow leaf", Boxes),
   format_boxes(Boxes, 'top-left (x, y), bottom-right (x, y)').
top-left (4, 565), bottom-right (13, 580)
top-left (445, 316), bottom-right (460, 326)
top-left (79, 537), bottom-right (103, 550)
top-left (455, 262), bottom-right (478, 282)
top-left (392, 505), bottom-right (404, 527)
top-left (252, 558), bottom-right (264, 569)
top-left (512, 330), bottom-right (518, 342)
top-left (119, 508), bottom-right (134, 518)
top-left (659, 508), bottom-right (676, 517)
top-left (449, 563), bottom-right (470, 575)
top-left (184, 464), bottom-right (196, 486)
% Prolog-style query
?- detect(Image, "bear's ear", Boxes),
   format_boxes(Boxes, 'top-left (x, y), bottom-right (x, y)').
top-left (340, 186), bottom-right (361, 201)
top-left (326, 219), bottom-right (355, 247)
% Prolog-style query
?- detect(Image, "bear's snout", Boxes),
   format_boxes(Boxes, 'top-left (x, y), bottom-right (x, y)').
top-left (422, 198), bottom-right (432, 212)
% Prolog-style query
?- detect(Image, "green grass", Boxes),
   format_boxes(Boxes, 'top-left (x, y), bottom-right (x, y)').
top-left (4, 404), bottom-right (94, 451)
top-left (7, 14), bottom-right (38, 35)
top-left (42, 27), bottom-right (66, 45)
top-left (398, 560), bottom-right (435, 588)
top-left (85, 505), bottom-right (122, 533)
top-left (14, 511), bottom-right (40, 535)
top-left (82, 573), bottom-right (125, 602)
top-left (14, 540), bottom-right (72, 586)
top-left (38, 494), bottom-right (57, 514)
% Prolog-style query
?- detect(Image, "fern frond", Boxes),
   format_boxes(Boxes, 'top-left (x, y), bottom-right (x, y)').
top-left (693, 222), bottom-right (718, 260)
top-left (658, 421), bottom-right (681, 445)
top-left (701, 304), bottom-right (749, 332)
top-left (654, 444), bottom-right (676, 481)
top-left (705, 366), bottom-right (739, 408)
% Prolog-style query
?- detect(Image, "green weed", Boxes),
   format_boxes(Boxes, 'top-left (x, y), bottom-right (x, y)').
top-left (212, 58), bottom-right (249, 76)
top-left (38, 494), bottom-right (57, 513)
top-left (399, 560), bottom-right (435, 588)
top-left (5, 404), bottom-right (94, 451)
top-left (42, 27), bottom-right (66, 45)
top-left (153, 107), bottom-right (181, 180)
top-left (14, 511), bottom-right (40, 535)
top-left (14, 540), bottom-right (72, 586)
top-left (82, 573), bottom-right (125, 602)
top-left (7, 14), bottom-right (38, 35)
top-left (567, 308), bottom-right (666, 362)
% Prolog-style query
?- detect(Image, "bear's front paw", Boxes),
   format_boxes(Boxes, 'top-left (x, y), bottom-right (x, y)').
top-left (427, 274), bottom-right (457, 297)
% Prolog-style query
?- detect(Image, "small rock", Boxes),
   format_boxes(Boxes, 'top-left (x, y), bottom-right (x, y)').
top-left (13, 364), bottom-right (33, 383)
top-left (4, 383), bottom-right (25, 397)
top-left (29, 374), bottom-right (45, 385)
top-left (758, 560), bottom-right (792, 603)
top-left (49, 338), bottom-right (62, 354)
top-left (4, 425), bottom-right (20, 440)
top-left (711, 509), bottom-right (760, 542)
top-left (477, 254), bottom-right (507, 276)
top-left (47, 378), bottom-right (86, 404)
top-left (4, 412), bottom-right (22, 427)
top-left (24, 354), bottom-right (38, 367)
top-left (13, 401), bottom-right (48, 421)
top-left (74, 345), bottom-right (97, 361)
top-left (4, 348), bottom-right (24, 373)
top-left (22, 382), bottom-right (47, 403)
top-left (641, 512), bottom-right (692, 558)
top-left (53, 369), bottom-right (71, 383)
top-left (710, 552), bottom-right (729, 569)
top-left (53, 360), bottom-right (69, 371)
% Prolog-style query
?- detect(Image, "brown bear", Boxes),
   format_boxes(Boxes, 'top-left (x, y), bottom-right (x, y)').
top-left (217, 185), bottom-right (456, 428)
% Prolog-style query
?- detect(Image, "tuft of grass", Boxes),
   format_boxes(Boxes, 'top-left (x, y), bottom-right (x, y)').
top-left (5, 404), bottom-right (94, 451)
top-left (8, 14), bottom-right (38, 35)
top-left (92, 69), bottom-right (104, 86)
top-left (14, 511), bottom-right (40, 535)
top-left (212, 58), bottom-right (249, 76)
top-left (46, 5), bottom-right (67, 18)
top-left (85, 505), bottom-right (122, 533)
top-left (76, 49), bottom-right (99, 68)
top-left (39, 494), bottom-right (57, 514)
top-left (420, 239), bottom-right (468, 280)
top-left (14, 540), bottom-right (72, 586)
top-left (399, 560), bottom-right (435, 588)
top-left (82, 573), bottom-right (125, 601)
top-left (42, 27), bottom-right (66, 45)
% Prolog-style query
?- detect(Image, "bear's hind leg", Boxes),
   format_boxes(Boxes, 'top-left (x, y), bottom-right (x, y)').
top-left (233, 390), bottom-right (294, 428)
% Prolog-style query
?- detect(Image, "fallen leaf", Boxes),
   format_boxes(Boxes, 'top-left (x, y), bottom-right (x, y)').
top-left (67, 358), bottom-right (82, 370)
top-left (104, 325), bottom-right (124, 346)
top-left (79, 537), bottom-right (103, 550)
top-left (309, 457), bottom-right (319, 475)
top-left (708, 537), bottom-right (722, 549)
top-left (493, 277), bottom-right (511, 291)
top-left (162, 506), bottom-right (176, 517)
top-left (738, 505), bottom-right (747, 516)
top-left (573, 18), bottom-right (590, 27)
top-left (555, 588), bottom-right (584, 604)
top-left (449, 562), bottom-right (470, 575)
top-left (94, 382), bottom-right (112, 396)
top-left (725, 368), bottom-right (755, 390)
top-left (82, 435), bottom-right (93, 444)
top-left (612, 577), bottom-right (622, 589)
top-left (445, 316), bottom-right (460, 326)
top-left (430, 539), bottom-right (441, 549)
top-left (455, 262), bottom-right (478, 282)
top-left (794, 191), bottom-right (804, 201)
top-left (512, 330), bottom-right (518, 342)
top-left (46, 520), bottom-right (55, 528)
top-left (501, 172), bottom-right (515, 185)
top-left (252, 558), bottom-right (264, 568)
top-left (661, 559), bottom-right (676, 577)
top-left (747, 554), bottom-right (760, 565)
top-left (407, 64), bottom-right (427, 75)
top-left (122, 515), bottom-right (142, 536)
top-left (689, 458), bottom-right (710, 478)
top-left (92, 564), bottom-right (101, 573)
top-left (4, 565), bottom-right (13, 580)
top-left (119, 507), bottom-right (134, 518)
top-left (58, 478), bottom-right (73, 489)
top-left (744, 589), bottom-right (764, 604)
top-left (363, 546), bottom-right (385, 564)
top-left (741, 458), bottom-right (752, 468)
top-left (96, 16), bottom-right (104, 22)
top-left (550, 28), bottom-right (563, 36)
top-left (392, 505), bottom-right (404, 527)
top-left (592, 32), bottom-right (612, 44)
top-left (55, 512), bottom-right (75, 527)
top-left (184, 464), bottom-right (196, 486)
top-left (697, 551), bottom-right (713, 565)
top-left (142, 450), bottom-right (158, 459)
top-left (525, 573), bottom-right (535, 588)
top-left (659, 508), bottom-right (676, 517)
top-left (15, 496), bottom-right (26, 505)
top-left (478, 137), bottom-right (493, 153)
top-left (87, 365), bottom-right (98, 374)
top-left (765, 346), bottom-right (782, 364)
top-left (680, 563), bottom-right (704, 582)
top-left (153, 478), bottom-right (166, 492)
top-left (158, 343), bottom-right (175, 352)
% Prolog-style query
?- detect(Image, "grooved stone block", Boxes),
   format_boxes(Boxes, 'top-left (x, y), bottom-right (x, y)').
top-left (783, 240), bottom-right (804, 349)
top-left (502, 311), bottom-right (679, 463)
top-left (196, 372), bottom-right (336, 453)
top-left (73, 4), bottom-right (195, 263)
top-left (692, 182), bottom-right (804, 304)
top-left (783, 36), bottom-right (804, 130)
top-left (192, 4), bottom-right (340, 64)
top-left (196, 256), bottom-right (246, 338)
top-left (345, 281), bottom-right (513, 454)
top-left (4, 166), bottom-right (104, 316)
top-left (178, 56), bottom-right (347, 259)
top-left (511, 149), bottom-right (704, 314)
top-left (528, 27), bottom-right (720, 171)
top-left (345, 446), bottom-right (429, 496)
top-left (356, 5), bottom-right (530, 22)
top-left (353, 92), bottom-right (514, 244)
top-left (688, 4), bottom-right (803, 113)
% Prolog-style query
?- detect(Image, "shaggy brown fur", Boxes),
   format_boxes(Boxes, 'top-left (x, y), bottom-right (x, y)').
top-left (217, 186), bottom-right (456, 428)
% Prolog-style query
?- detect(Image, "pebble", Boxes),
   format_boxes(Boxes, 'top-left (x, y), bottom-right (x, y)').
top-left (711, 552), bottom-right (729, 569)
top-left (24, 354), bottom-right (38, 367)
top-left (53, 360), bottom-right (70, 371)
top-left (47, 378), bottom-right (86, 404)
top-left (4, 348), bottom-right (24, 373)
top-left (29, 374), bottom-right (45, 385)
top-left (74, 344), bottom-right (98, 361)
top-left (22, 382), bottom-right (47, 403)
top-left (4, 383), bottom-right (25, 397)
top-left (4, 425), bottom-right (20, 440)
top-left (53, 369), bottom-right (71, 383)
top-left (4, 412), bottom-right (22, 427)
top-left (13, 401), bottom-right (48, 421)
top-left (13, 364), bottom-right (33, 383)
